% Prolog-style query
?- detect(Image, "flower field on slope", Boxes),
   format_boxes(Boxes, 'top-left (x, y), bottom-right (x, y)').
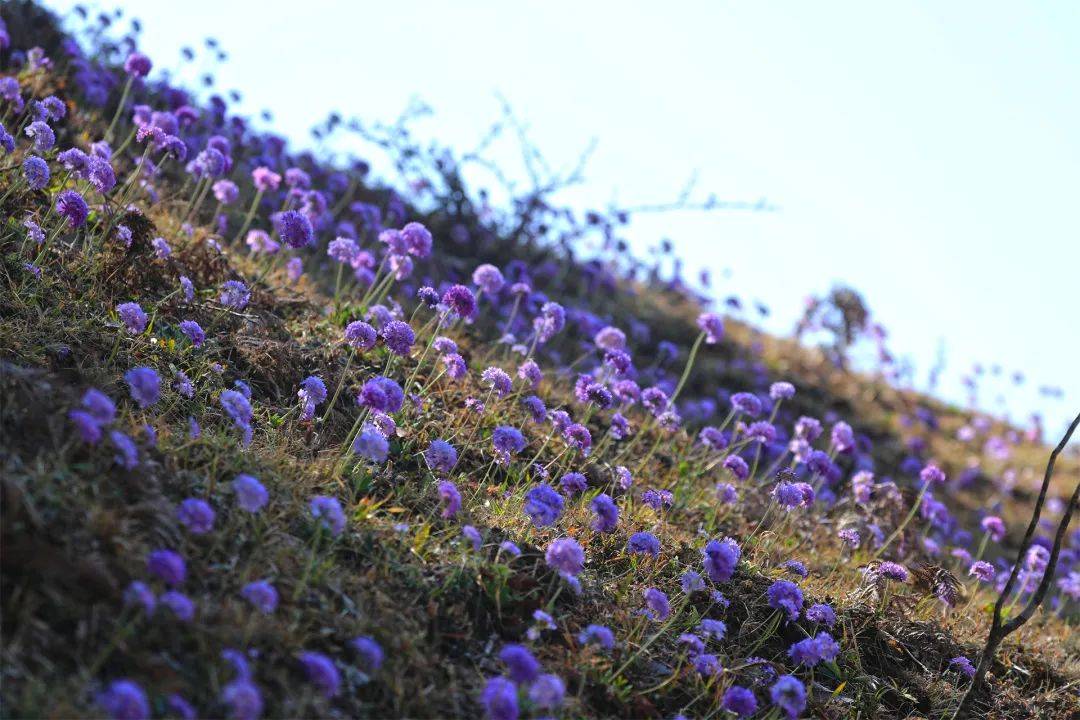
top-left (0, 3), bottom-right (1077, 719)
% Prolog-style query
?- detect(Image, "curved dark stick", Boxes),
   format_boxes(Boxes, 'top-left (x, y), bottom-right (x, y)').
top-left (953, 410), bottom-right (1080, 719)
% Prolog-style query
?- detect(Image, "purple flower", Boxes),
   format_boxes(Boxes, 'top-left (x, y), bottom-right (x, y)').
top-left (594, 326), bottom-right (627, 351)
top-left (56, 189), bottom-right (89, 228)
top-left (180, 275), bottom-right (195, 301)
top-left (123, 581), bottom-right (156, 617)
top-left (147, 549), bottom-right (186, 586)
top-left (177, 498), bottom-right (215, 534)
top-left (641, 488), bottom-right (673, 511)
top-left (252, 166), bottom-right (281, 192)
top-left (241, 580), bottom-right (279, 614)
top-left (124, 366), bottom-right (160, 408)
top-left (877, 561), bottom-right (909, 582)
top-left (642, 587), bottom-right (671, 620)
top-left (23, 156), bottom-right (50, 190)
top-left (529, 674), bottom-right (565, 710)
top-left (481, 367), bottom-right (513, 397)
top-left (480, 677), bottom-right (518, 720)
top-left (770, 381), bottom-right (796, 400)
top-left (110, 430), bottom-right (139, 469)
top-left (783, 560), bottom-right (808, 578)
top-left (381, 320), bottom-right (415, 356)
top-left (831, 421), bottom-right (855, 453)
top-left (795, 415), bottom-right (823, 441)
top-left (167, 695), bottom-right (196, 720)
top-left (980, 516), bottom-right (1006, 542)
top-left (151, 237), bottom-right (171, 259)
top-left (273, 210), bottom-right (314, 248)
top-left (179, 320), bottom-right (205, 347)
top-left (723, 455), bottom-right (749, 480)
top-left (350, 636), bottom-right (384, 676)
top-left (442, 353), bottom-right (467, 379)
top-left (969, 560), bottom-right (995, 582)
top-left (788, 632), bottom-right (840, 666)
top-left (533, 301), bottom-right (566, 343)
top-left (213, 179), bottom-right (239, 204)
top-left (950, 655), bottom-right (976, 679)
top-left (546, 537), bottom-right (585, 576)
top-left (462, 525), bottom-right (483, 550)
top-left (770, 675), bottom-right (807, 719)
top-left (703, 537), bottom-right (741, 583)
top-left (696, 312), bottom-right (724, 343)
top-left (221, 679), bottom-right (263, 720)
top-left (88, 157), bottom-right (116, 193)
top-left (233, 474), bottom-right (268, 513)
top-left (559, 472), bottom-right (587, 496)
top-left (579, 624), bottom-right (615, 651)
top-left (628, 531), bottom-right (661, 557)
top-left (220, 389), bottom-right (253, 446)
top-left (716, 482), bottom-right (738, 504)
top-left (731, 392), bottom-right (762, 417)
top-left (524, 484), bottom-right (564, 527)
top-left (693, 653), bottom-right (721, 676)
top-left (25, 120), bottom-right (55, 151)
top-left (124, 51), bottom-right (152, 76)
top-left (805, 603), bottom-right (836, 627)
top-left (245, 230), bottom-right (279, 255)
top-left (563, 423), bottom-right (592, 456)
top-left (425, 439), bottom-right (458, 475)
top-left (352, 426), bottom-right (389, 462)
top-left (521, 395), bottom-right (547, 423)
top-left (722, 686), bottom-right (758, 717)
top-left (499, 644), bottom-right (540, 684)
top-left (298, 651), bottom-right (340, 698)
top-left (681, 571), bottom-right (706, 594)
top-left (401, 221), bottom-right (433, 257)
top-left (920, 463), bottom-right (947, 485)
top-left (499, 541), bottom-right (521, 558)
top-left (492, 425), bottom-right (527, 464)
top-left (472, 263), bottom-right (505, 294)
top-left (357, 376), bottom-right (404, 414)
top-left (219, 280), bottom-right (250, 310)
top-left (441, 284), bottom-right (477, 320)
top-left (298, 376), bottom-right (327, 420)
top-left (96, 680), bottom-right (150, 720)
top-left (310, 495), bottom-right (346, 536)
top-left (82, 387), bottom-right (117, 424)
top-left (345, 320), bottom-right (377, 350)
top-left (767, 580), bottom-right (803, 621)
top-left (160, 590), bottom-right (195, 621)
top-left (438, 480), bottom-right (461, 518)
top-left (591, 493), bottom-right (619, 533)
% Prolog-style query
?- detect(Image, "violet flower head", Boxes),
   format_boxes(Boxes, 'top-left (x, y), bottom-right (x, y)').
top-left (245, 229), bottom-right (279, 255)
top-left (767, 580), bottom-right (804, 621)
top-left (309, 495), bottom-right (346, 536)
top-left (950, 655), bottom-right (976, 679)
top-left (124, 51), bottom-right (152, 77)
top-left (441, 284), bottom-right (477, 320)
top-left (298, 651), bottom-right (341, 698)
top-left (462, 525), bottom-right (483, 551)
top-left (806, 602), bottom-right (837, 627)
top-left (546, 537), bottom-right (584, 577)
top-left (703, 537), bottom-right (741, 583)
top-left (920, 463), bottom-right (947, 486)
top-left (124, 366), bottom-right (160, 408)
top-left (160, 590), bottom-right (195, 622)
top-left (344, 320), bottom-right (377, 350)
top-left (123, 581), bottom-right (156, 617)
top-left (529, 673), bottom-right (565, 711)
top-left (770, 675), bottom-right (807, 719)
top-left (401, 221), bottom-right (433, 257)
top-left (88, 156), bottom-right (116, 193)
top-left (381, 320), bottom-right (415, 356)
top-left (219, 389), bottom-right (253, 446)
top-left (252, 166), bottom-right (281, 192)
top-left (499, 644), bottom-right (540, 684)
top-left (298, 375), bottom-right (327, 420)
top-left (273, 210), bottom-right (314, 248)
top-left (357, 376), bottom-right (404, 414)
top-left (219, 280), bottom-right (250, 310)
top-left (241, 580), bottom-right (279, 614)
top-left (579, 624), bottom-right (615, 651)
top-left (722, 686), bottom-right (758, 718)
top-left (770, 381), bottom-right (796, 400)
top-left (876, 561), bottom-right (909, 582)
top-left (517, 360), bottom-right (542, 388)
top-left (147, 549), bottom-right (186, 586)
top-left (221, 679), bottom-right (263, 720)
top-left (480, 677), bottom-right (518, 720)
top-left (177, 498), bottom-right (215, 534)
top-left (110, 430), bottom-right (139, 469)
top-left (351, 636), bottom-right (384, 676)
top-left (492, 425), bottom-right (526, 464)
top-left (521, 395), bottom-right (547, 423)
top-left (233, 474), bottom-right (268, 513)
top-left (731, 392), bottom-right (762, 417)
top-left (563, 423), bottom-right (592, 456)
top-left (179, 320), bottom-right (205, 347)
top-left (213, 179), bottom-right (239, 204)
top-left (116, 302), bottom-right (148, 334)
top-left (425, 439), bottom-right (458, 475)
top-left (696, 312), bottom-right (724, 344)
top-left (559, 472), bottom-right (587, 496)
top-left (524, 484), bottom-right (564, 527)
top-left (981, 515), bottom-right (1006, 542)
top-left (969, 560), bottom-right (995, 583)
top-left (628, 531), bottom-right (661, 557)
top-left (25, 120), bottom-right (55, 152)
top-left (438, 480), bottom-right (461, 518)
top-left (96, 679), bottom-right (150, 720)
top-left (472, 263), bottom-right (505, 294)
top-left (23, 156), bottom-right (50, 190)
top-left (723, 455), bottom-right (749, 480)
top-left (591, 493), bottom-right (619, 533)
top-left (56, 189), bottom-right (89, 228)
top-left (594, 326), bottom-right (627, 351)
top-left (788, 632), bottom-right (840, 666)
top-left (642, 587), bottom-right (671, 620)
top-left (831, 421), bottom-right (855, 453)
top-left (352, 426), bottom-right (389, 463)
top-left (481, 367), bottom-right (513, 397)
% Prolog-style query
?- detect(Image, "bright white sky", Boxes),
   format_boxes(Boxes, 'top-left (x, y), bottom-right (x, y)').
top-left (42, 0), bottom-right (1080, 436)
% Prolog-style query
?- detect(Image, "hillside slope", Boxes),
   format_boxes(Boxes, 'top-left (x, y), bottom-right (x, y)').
top-left (1, 3), bottom-right (1077, 719)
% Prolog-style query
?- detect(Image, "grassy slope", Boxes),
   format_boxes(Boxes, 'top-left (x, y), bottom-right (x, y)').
top-left (1, 3), bottom-right (1077, 719)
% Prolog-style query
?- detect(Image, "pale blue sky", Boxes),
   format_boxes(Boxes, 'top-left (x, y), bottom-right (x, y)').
top-left (43, 1), bottom-right (1079, 435)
